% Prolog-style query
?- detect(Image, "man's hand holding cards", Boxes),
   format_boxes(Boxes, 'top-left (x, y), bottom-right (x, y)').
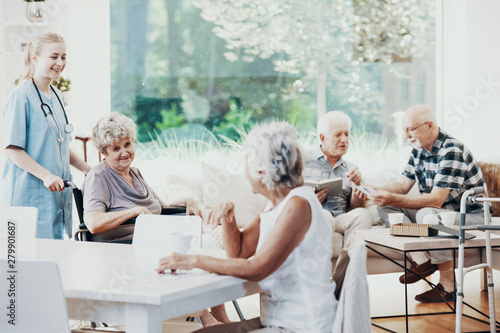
top-left (354, 184), bottom-right (375, 196)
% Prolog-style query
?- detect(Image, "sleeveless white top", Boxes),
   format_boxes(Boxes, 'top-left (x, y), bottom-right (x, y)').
top-left (257, 186), bottom-right (337, 332)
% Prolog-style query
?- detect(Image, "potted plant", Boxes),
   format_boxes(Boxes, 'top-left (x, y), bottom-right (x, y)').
top-left (51, 76), bottom-right (71, 105)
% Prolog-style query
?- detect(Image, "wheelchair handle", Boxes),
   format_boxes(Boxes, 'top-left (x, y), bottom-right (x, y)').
top-left (63, 180), bottom-right (77, 189)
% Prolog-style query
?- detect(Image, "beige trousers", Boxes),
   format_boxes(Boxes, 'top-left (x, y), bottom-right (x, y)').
top-left (331, 207), bottom-right (372, 248)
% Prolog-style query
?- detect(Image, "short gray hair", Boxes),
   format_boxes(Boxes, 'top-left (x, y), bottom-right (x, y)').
top-left (317, 111), bottom-right (352, 137)
top-left (91, 112), bottom-right (137, 153)
top-left (243, 122), bottom-right (304, 191)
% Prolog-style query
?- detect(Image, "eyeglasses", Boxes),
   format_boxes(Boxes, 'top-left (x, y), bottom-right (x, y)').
top-left (402, 121), bottom-right (428, 134)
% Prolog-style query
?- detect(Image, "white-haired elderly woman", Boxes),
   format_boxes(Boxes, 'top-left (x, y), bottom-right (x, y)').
top-left (157, 122), bottom-right (338, 333)
top-left (82, 112), bottom-right (201, 241)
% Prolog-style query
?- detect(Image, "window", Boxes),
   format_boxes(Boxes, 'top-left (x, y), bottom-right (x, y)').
top-left (110, 0), bottom-right (436, 145)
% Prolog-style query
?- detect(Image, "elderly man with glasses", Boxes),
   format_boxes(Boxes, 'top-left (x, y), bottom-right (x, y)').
top-left (365, 104), bottom-right (488, 303)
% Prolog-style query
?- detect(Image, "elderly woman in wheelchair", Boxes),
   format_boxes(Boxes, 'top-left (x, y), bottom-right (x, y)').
top-left (81, 112), bottom-right (201, 243)
top-left (82, 113), bottom-right (233, 326)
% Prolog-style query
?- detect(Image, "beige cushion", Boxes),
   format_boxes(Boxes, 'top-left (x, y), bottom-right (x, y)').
top-left (201, 156), bottom-right (267, 228)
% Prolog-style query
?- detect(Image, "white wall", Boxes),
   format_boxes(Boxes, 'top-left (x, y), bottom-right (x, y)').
top-left (65, 0), bottom-right (110, 168)
top-left (0, 0), bottom-right (110, 182)
top-left (441, 0), bottom-right (500, 161)
top-left (64, 0), bottom-right (110, 138)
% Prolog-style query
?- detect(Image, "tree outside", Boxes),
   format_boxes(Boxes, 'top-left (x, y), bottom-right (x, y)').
top-left (110, 0), bottom-right (436, 143)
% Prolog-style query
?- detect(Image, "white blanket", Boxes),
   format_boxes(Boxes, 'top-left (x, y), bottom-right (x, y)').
top-left (332, 241), bottom-right (371, 333)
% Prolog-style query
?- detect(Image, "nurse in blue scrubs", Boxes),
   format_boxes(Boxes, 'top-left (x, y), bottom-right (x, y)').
top-left (1, 32), bottom-right (91, 239)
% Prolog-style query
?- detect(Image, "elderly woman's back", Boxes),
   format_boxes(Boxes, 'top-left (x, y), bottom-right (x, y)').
top-left (157, 122), bottom-right (337, 333)
top-left (245, 122), bottom-right (336, 331)
top-left (257, 185), bottom-right (336, 331)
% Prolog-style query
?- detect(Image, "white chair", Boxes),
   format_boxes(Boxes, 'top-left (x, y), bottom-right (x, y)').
top-left (133, 214), bottom-right (202, 269)
top-left (0, 259), bottom-right (117, 333)
top-left (133, 214), bottom-right (202, 249)
top-left (0, 206), bottom-right (38, 237)
top-left (133, 214), bottom-right (205, 331)
top-left (0, 259), bottom-right (70, 333)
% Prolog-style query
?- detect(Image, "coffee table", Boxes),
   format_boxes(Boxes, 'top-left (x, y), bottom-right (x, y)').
top-left (357, 228), bottom-right (500, 332)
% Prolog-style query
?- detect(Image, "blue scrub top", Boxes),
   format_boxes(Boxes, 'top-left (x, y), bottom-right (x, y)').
top-left (1, 79), bottom-right (73, 239)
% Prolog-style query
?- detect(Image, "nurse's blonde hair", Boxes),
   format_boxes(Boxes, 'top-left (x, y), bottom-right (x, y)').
top-left (20, 32), bottom-right (65, 81)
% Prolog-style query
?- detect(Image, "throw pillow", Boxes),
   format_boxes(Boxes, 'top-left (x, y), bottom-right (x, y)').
top-left (201, 157), bottom-right (266, 228)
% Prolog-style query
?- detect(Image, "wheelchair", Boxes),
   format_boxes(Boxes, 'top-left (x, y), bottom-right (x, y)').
top-left (65, 181), bottom-right (186, 243)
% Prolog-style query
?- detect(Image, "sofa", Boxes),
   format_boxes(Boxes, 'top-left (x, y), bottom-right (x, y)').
top-left (134, 150), bottom-right (500, 275)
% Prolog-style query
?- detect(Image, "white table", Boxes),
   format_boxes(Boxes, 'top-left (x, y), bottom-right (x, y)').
top-left (0, 236), bottom-right (260, 333)
top-left (358, 228), bottom-right (500, 252)
top-left (357, 228), bottom-right (500, 332)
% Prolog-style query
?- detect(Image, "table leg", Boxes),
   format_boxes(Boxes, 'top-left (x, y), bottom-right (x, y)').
top-left (365, 241), bottom-right (500, 332)
top-left (404, 251), bottom-right (409, 333)
top-left (125, 304), bottom-right (162, 333)
top-left (366, 244), bottom-right (454, 332)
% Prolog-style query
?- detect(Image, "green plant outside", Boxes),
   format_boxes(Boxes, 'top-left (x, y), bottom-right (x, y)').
top-left (136, 122), bottom-right (399, 174)
top-left (14, 76), bottom-right (72, 93)
top-left (51, 76), bottom-right (71, 92)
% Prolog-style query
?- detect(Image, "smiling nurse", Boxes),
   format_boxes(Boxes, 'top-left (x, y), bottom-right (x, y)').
top-left (1, 32), bottom-right (91, 239)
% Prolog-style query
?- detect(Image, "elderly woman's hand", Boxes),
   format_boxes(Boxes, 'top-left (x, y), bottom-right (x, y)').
top-left (134, 206), bottom-right (152, 216)
top-left (206, 201), bottom-right (236, 229)
top-left (185, 198), bottom-right (202, 217)
top-left (156, 252), bottom-right (197, 274)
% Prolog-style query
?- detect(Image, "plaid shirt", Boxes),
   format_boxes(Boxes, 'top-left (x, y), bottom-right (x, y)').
top-left (402, 130), bottom-right (485, 212)
top-left (303, 147), bottom-right (357, 216)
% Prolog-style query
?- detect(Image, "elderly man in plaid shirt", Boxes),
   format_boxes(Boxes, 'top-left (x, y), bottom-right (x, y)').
top-left (367, 105), bottom-right (487, 303)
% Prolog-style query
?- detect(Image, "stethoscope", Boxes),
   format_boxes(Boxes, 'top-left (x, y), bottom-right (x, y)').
top-left (32, 78), bottom-right (74, 143)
